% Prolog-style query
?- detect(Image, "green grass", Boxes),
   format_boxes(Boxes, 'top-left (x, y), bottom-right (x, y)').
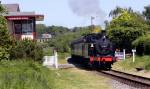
top-left (53, 68), bottom-right (111, 89)
top-left (112, 55), bottom-right (150, 71)
top-left (0, 60), bottom-right (54, 89)
top-left (0, 60), bottom-right (112, 89)
top-left (58, 52), bottom-right (70, 64)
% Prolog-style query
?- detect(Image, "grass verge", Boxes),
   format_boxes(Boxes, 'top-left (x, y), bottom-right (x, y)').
top-left (0, 60), bottom-right (112, 89)
top-left (0, 60), bottom-right (54, 89)
top-left (112, 55), bottom-right (150, 71)
top-left (112, 55), bottom-right (150, 78)
top-left (58, 52), bottom-right (70, 64)
top-left (53, 68), bottom-right (112, 89)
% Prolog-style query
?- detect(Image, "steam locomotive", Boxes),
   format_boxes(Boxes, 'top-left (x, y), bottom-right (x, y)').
top-left (70, 33), bottom-right (116, 69)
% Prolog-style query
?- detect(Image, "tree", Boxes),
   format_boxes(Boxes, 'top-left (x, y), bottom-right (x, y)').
top-left (109, 6), bottom-right (133, 18)
top-left (0, 4), bottom-right (13, 60)
top-left (107, 8), bottom-right (149, 52)
top-left (143, 5), bottom-right (150, 20)
top-left (36, 24), bottom-right (47, 37)
top-left (48, 26), bottom-right (92, 53)
top-left (36, 25), bottom-right (70, 38)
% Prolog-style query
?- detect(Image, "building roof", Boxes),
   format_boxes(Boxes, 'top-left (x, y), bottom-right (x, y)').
top-left (3, 4), bottom-right (20, 12)
top-left (4, 12), bottom-right (44, 21)
top-left (3, 4), bottom-right (44, 21)
top-left (6, 12), bottom-right (35, 16)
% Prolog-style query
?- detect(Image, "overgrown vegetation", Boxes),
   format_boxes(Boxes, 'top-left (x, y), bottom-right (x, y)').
top-left (10, 39), bottom-right (43, 61)
top-left (112, 56), bottom-right (150, 71)
top-left (0, 60), bottom-right (54, 89)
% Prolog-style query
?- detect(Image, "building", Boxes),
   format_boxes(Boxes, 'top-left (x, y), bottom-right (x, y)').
top-left (37, 33), bottom-right (52, 43)
top-left (3, 4), bottom-right (44, 40)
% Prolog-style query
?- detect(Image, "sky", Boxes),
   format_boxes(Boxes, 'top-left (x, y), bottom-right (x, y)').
top-left (2, 0), bottom-right (150, 28)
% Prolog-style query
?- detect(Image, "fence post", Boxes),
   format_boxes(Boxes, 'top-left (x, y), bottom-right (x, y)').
top-left (132, 49), bottom-right (136, 63)
top-left (123, 49), bottom-right (125, 60)
top-left (54, 51), bottom-right (58, 69)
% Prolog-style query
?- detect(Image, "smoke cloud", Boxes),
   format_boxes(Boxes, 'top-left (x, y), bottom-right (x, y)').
top-left (68, 0), bottom-right (106, 25)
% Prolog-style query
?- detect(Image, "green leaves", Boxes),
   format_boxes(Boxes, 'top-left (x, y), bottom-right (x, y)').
top-left (10, 39), bottom-right (43, 61)
top-left (0, 4), bottom-right (12, 60)
top-left (143, 5), bottom-right (150, 20)
top-left (0, 47), bottom-right (10, 60)
top-left (132, 35), bottom-right (150, 55)
top-left (48, 26), bottom-right (91, 53)
top-left (107, 8), bottom-right (149, 51)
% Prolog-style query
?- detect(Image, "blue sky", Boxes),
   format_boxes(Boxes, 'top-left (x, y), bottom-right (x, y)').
top-left (2, 0), bottom-right (150, 28)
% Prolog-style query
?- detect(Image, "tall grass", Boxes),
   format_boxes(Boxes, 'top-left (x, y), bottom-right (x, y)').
top-left (113, 55), bottom-right (150, 71)
top-left (0, 60), bottom-right (54, 89)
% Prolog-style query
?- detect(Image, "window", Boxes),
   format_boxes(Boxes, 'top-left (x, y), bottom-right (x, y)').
top-left (14, 20), bottom-right (33, 35)
top-left (22, 20), bottom-right (33, 35)
top-left (14, 21), bottom-right (21, 34)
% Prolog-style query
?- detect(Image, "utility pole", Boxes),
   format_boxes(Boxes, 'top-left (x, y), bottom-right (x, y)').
top-left (91, 16), bottom-right (95, 32)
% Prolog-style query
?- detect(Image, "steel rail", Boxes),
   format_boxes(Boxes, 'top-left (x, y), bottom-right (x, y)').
top-left (98, 69), bottom-right (150, 89)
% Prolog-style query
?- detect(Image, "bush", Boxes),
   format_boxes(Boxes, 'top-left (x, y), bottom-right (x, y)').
top-left (0, 47), bottom-right (10, 60)
top-left (132, 35), bottom-right (150, 55)
top-left (10, 39), bottom-right (43, 61)
top-left (0, 11), bottom-right (13, 60)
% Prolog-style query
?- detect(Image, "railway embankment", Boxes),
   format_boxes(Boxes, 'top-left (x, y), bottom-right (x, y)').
top-left (112, 55), bottom-right (150, 78)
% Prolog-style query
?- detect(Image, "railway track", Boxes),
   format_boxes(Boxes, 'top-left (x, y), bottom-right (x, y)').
top-left (58, 64), bottom-right (75, 69)
top-left (98, 69), bottom-right (150, 89)
top-left (55, 63), bottom-right (150, 88)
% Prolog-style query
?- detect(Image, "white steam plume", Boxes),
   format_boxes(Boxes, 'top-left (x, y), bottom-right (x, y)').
top-left (68, 0), bottom-right (106, 22)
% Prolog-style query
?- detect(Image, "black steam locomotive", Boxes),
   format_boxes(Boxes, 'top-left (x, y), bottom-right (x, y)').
top-left (70, 33), bottom-right (116, 69)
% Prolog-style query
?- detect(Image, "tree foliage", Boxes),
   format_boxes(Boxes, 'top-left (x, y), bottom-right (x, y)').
top-left (107, 7), bottom-right (149, 51)
top-left (48, 26), bottom-right (91, 53)
top-left (143, 5), bottom-right (150, 20)
top-left (36, 25), bottom-right (70, 38)
top-left (10, 39), bottom-right (43, 61)
top-left (132, 35), bottom-right (150, 55)
top-left (109, 6), bottom-right (133, 18)
top-left (0, 4), bottom-right (13, 60)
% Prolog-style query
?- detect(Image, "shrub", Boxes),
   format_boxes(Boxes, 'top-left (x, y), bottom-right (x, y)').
top-left (0, 47), bottom-right (10, 60)
top-left (0, 8), bottom-right (13, 60)
top-left (10, 39), bottom-right (43, 61)
top-left (132, 35), bottom-right (150, 55)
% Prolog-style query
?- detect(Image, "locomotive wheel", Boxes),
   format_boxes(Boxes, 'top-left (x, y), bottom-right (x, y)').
top-left (105, 63), bottom-right (112, 70)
